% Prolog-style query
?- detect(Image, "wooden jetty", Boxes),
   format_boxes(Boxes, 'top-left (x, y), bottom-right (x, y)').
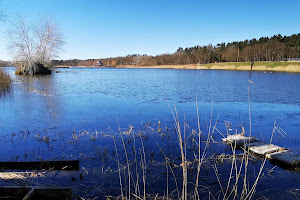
top-left (222, 133), bottom-right (300, 169)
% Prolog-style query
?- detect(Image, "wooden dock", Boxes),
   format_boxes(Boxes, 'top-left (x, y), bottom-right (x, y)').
top-left (222, 134), bottom-right (300, 169)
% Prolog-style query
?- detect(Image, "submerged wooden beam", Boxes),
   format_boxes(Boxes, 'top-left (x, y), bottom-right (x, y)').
top-left (0, 160), bottom-right (79, 171)
top-left (248, 144), bottom-right (285, 156)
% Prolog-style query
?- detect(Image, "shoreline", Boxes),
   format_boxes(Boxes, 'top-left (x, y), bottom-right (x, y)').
top-left (54, 61), bottom-right (300, 72)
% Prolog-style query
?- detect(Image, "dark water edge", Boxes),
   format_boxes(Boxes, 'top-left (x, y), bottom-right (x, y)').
top-left (0, 67), bottom-right (300, 199)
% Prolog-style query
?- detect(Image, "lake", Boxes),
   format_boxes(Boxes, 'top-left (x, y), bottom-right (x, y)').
top-left (0, 67), bottom-right (300, 199)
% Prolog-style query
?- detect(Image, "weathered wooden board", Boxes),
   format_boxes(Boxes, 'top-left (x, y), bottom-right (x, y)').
top-left (222, 134), bottom-right (258, 146)
top-left (0, 160), bottom-right (79, 171)
top-left (244, 141), bottom-right (265, 148)
top-left (0, 172), bottom-right (27, 179)
top-left (266, 151), bottom-right (300, 167)
top-left (0, 171), bottom-right (46, 180)
top-left (248, 144), bottom-right (285, 156)
top-left (27, 187), bottom-right (72, 200)
top-left (0, 186), bottom-right (71, 200)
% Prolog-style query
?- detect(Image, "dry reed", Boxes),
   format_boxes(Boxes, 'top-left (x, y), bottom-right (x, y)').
top-left (0, 68), bottom-right (12, 97)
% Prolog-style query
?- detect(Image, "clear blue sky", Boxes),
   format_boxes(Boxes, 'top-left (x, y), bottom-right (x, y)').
top-left (0, 0), bottom-right (299, 61)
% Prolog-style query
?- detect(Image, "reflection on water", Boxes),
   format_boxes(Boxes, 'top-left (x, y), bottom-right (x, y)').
top-left (0, 67), bottom-right (300, 198)
top-left (20, 74), bottom-right (61, 119)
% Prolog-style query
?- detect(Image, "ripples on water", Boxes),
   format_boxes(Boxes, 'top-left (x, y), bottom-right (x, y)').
top-left (2, 68), bottom-right (300, 139)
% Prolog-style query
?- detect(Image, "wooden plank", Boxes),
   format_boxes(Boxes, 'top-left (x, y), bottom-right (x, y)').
top-left (248, 144), bottom-right (285, 156)
top-left (0, 186), bottom-right (72, 200)
top-left (266, 151), bottom-right (300, 167)
top-left (244, 141), bottom-right (264, 148)
top-left (0, 172), bottom-right (27, 179)
top-left (0, 187), bottom-right (31, 199)
top-left (0, 160), bottom-right (79, 171)
top-left (0, 171), bottom-right (46, 180)
top-left (29, 187), bottom-right (72, 200)
top-left (222, 134), bottom-right (258, 146)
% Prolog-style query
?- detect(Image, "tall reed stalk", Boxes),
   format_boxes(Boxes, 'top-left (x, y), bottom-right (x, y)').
top-left (168, 103), bottom-right (188, 200)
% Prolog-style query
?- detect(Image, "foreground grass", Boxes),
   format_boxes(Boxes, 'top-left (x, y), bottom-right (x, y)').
top-left (0, 68), bottom-right (12, 97)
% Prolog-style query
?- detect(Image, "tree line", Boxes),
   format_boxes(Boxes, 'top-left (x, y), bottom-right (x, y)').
top-left (53, 33), bottom-right (300, 67)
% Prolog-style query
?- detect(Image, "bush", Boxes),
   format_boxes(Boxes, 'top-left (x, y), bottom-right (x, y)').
top-left (15, 62), bottom-right (52, 75)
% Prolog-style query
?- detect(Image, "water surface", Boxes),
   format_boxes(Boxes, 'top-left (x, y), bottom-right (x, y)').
top-left (0, 67), bottom-right (300, 198)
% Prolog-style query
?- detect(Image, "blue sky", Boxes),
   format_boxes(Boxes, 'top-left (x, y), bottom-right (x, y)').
top-left (0, 0), bottom-right (299, 60)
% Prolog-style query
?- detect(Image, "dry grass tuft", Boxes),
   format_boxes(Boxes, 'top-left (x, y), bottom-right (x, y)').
top-left (15, 67), bottom-right (25, 75)
top-left (0, 68), bottom-right (12, 96)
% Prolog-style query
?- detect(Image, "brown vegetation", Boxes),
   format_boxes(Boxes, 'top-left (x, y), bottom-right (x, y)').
top-left (14, 67), bottom-right (25, 75)
top-left (0, 60), bottom-right (10, 67)
top-left (0, 68), bottom-right (12, 96)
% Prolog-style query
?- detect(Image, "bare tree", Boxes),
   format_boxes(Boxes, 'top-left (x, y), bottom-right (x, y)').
top-left (7, 14), bottom-right (64, 75)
